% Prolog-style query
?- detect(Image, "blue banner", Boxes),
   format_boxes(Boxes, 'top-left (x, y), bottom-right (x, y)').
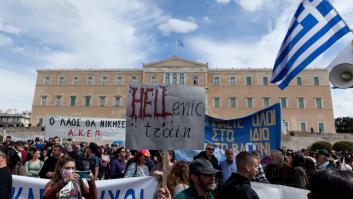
top-left (175, 104), bottom-right (281, 161)
top-left (205, 103), bottom-right (281, 155)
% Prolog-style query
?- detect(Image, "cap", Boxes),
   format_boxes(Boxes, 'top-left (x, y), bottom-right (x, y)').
top-left (138, 149), bottom-right (151, 157)
top-left (190, 159), bottom-right (219, 175)
top-left (317, 149), bottom-right (330, 158)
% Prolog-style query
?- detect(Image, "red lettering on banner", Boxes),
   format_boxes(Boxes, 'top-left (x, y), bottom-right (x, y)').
top-left (95, 130), bottom-right (101, 137)
top-left (87, 130), bottom-right (91, 137)
top-left (68, 129), bottom-right (74, 136)
top-left (78, 129), bottom-right (84, 136)
top-left (129, 86), bottom-right (172, 121)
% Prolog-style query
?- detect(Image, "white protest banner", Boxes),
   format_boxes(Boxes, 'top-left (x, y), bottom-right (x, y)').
top-left (45, 116), bottom-right (125, 142)
top-left (252, 182), bottom-right (309, 199)
top-left (12, 175), bottom-right (157, 199)
top-left (126, 84), bottom-right (205, 150)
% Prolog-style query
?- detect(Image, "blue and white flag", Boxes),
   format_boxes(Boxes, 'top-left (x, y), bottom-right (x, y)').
top-left (176, 39), bottom-right (184, 47)
top-left (271, 0), bottom-right (351, 90)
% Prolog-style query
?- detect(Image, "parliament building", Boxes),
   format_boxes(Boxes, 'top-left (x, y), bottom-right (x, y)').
top-left (30, 56), bottom-right (335, 133)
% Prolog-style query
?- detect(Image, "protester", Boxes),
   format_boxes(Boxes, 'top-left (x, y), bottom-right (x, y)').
top-left (315, 149), bottom-right (335, 170)
top-left (251, 151), bottom-right (269, 183)
top-left (110, 147), bottom-right (126, 179)
top-left (5, 145), bottom-right (25, 175)
top-left (159, 158), bottom-right (218, 199)
top-left (42, 156), bottom-right (98, 199)
top-left (25, 149), bottom-right (44, 177)
top-left (39, 145), bottom-right (62, 178)
top-left (100, 147), bottom-right (110, 179)
top-left (124, 149), bottom-right (150, 178)
top-left (84, 142), bottom-right (100, 180)
top-left (166, 160), bottom-right (189, 197)
top-left (151, 150), bottom-right (175, 184)
top-left (265, 149), bottom-right (307, 188)
top-left (219, 151), bottom-right (259, 199)
top-left (308, 169), bottom-right (353, 199)
top-left (220, 149), bottom-right (237, 183)
top-left (0, 149), bottom-right (12, 199)
top-left (40, 148), bottom-right (49, 161)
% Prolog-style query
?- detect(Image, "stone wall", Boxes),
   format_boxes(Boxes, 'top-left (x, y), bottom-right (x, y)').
top-left (282, 131), bottom-right (353, 150)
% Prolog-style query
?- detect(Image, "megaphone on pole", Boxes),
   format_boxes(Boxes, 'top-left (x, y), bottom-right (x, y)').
top-left (327, 40), bottom-right (353, 89)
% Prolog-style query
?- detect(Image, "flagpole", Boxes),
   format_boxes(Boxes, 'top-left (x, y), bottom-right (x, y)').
top-left (327, 0), bottom-right (353, 33)
top-left (175, 39), bottom-right (178, 56)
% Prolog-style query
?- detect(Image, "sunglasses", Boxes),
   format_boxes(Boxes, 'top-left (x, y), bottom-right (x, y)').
top-left (206, 148), bottom-right (214, 151)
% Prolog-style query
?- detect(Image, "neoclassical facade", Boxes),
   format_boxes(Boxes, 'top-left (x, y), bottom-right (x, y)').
top-left (31, 56), bottom-right (335, 133)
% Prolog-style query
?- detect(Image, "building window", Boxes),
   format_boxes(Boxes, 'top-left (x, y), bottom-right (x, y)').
top-left (116, 76), bottom-right (123, 85)
top-left (246, 76), bottom-right (252, 86)
top-left (280, 97), bottom-right (288, 108)
top-left (262, 76), bottom-right (269, 86)
top-left (44, 76), bottom-right (50, 85)
top-left (297, 97), bottom-right (305, 108)
top-left (55, 96), bottom-right (62, 106)
top-left (229, 76), bottom-right (236, 86)
top-left (180, 73), bottom-right (185, 85)
top-left (313, 77), bottom-right (320, 86)
top-left (214, 97), bottom-right (220, 108)
top-left (230, 97), bottom-right (237, 108)
top-left (114, 96), bottom-right (121, 107)
top-left (296, 77), bottom-right (302, 86)
top-left (263, 97), bottom-right (270, 108)
top-left (73, 76), bottom-right (79, 85)
top-left (318, 122), bottom-right (325, 133)
top-left (102, 76), bottom-right (108, 85)
top-left (283, 120), bottom-right (289, 133)
top-left (87, 76), bottom-right (93, 85)
top-left (70, 96), bottom-right (76, 106)
top-left (40, 96), bottom-right (48, 106)
top-left (299, 121), bottom-right (307, 132)
top-left (315, 97), bottom-right (323, 109)
top-left (84, 96), bottom-right (91, 107)
top-left (172, 73), bottom-right (178, 85)
top-left (131, 76), bottom-right (137, 84)
top-left (58, 77), bottom-right (64, 85)
top-left (38, 118), bottom-right (44, 127)
top-left (246, 97), bottom-right (253, 108)
top-left (213, 76), bottom-right (220, 85)
top-left (193, 76), bottom-right (199, 85)
top-left (165, 73), bottom-right (170, 85)
top-left (99, 96), bottom-right (106, 107)
top-left (151, 76), bottom-right (157, 85)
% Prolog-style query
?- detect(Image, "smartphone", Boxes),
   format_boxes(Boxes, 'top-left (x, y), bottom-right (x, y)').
top-left (74, 170), bottom-right (90, 178)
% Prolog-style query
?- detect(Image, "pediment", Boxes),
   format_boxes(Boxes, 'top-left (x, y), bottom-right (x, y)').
top-left (143, 56), bottom-right (208, 68)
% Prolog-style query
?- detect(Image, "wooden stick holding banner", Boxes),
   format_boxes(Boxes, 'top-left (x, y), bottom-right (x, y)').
top-left (162, 150), bottom-right (168, 187)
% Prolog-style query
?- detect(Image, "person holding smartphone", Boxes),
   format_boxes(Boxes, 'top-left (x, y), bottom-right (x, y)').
top-left (42, 156), bottom-right (97, 199)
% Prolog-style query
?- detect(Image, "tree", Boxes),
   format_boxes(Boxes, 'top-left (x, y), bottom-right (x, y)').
top-left (335, 117), bottom-right (353, 134)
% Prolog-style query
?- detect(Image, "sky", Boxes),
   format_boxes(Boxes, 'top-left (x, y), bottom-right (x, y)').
top-left (0, 0), bottom-right (353, 117)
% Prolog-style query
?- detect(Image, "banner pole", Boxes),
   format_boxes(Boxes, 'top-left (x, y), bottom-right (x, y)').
top-left (162, 150), bottom-right (168, 187)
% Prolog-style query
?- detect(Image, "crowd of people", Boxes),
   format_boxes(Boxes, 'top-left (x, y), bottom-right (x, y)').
top-left (1, 135), bottom-right (353, 199)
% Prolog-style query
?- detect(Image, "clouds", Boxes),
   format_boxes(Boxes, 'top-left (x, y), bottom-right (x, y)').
top-left (0, 68), bottom-right (35, 111)
top-left (215, 0), bottom-right (231, 5)
top-left (0, 35), bottom-right (12, 46)
top-left (158, 18), bottom-right (198, 34)
top-left (235, 0), bottom-right (267, 12)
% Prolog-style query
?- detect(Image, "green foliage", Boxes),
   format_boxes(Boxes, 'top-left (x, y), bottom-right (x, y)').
top-left (311, 141), bottom-right (332, 151)
top-left (333, 141), bottom-right (353, 152)
top-left (335, 117), bottom-right (353, 133)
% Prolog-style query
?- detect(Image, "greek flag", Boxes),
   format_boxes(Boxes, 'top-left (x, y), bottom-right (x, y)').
top-left (176, 39), bottom-right (184, 47)
top-left (271, 0), bottom-right (350, 90)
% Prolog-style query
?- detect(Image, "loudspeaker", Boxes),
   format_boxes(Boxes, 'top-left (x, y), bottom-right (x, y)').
top-left (329, 63), bottom-right (353, 88)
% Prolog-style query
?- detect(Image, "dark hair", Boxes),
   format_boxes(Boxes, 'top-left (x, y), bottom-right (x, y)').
top-left (88, 142), bottom-right (98, 154)
top-left (309, 169), bottom-right (353, 199)
top-left (53, 145), bottom-right (63, 152)
top-left (292, 153), bottom-right (305, 167)
top-left (236, 151), bottom-right (257, 170)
